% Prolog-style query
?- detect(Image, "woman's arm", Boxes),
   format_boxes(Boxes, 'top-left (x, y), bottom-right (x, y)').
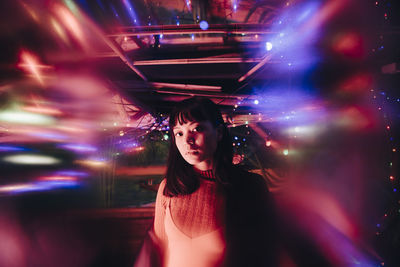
top-left (154, 179), bottom-right (167, 244)
top-left (133, 179), bottom-right (167, 267)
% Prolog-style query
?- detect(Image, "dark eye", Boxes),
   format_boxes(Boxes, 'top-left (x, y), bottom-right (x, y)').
top-left (174, 132), bottom-right (183, 137)
top-left (193, 126), bottom-right (203, 132)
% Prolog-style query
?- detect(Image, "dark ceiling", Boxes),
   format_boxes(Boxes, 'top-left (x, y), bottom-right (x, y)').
top-left (0, 0), bottom-right (399, 123)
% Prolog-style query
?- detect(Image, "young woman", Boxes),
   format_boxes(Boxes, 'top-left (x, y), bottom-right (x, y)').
top-left (139, 97), bottom-right (276, 267)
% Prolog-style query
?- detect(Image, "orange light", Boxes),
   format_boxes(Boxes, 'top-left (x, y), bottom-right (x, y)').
top-left (39, 176), bottom-right (77, 182)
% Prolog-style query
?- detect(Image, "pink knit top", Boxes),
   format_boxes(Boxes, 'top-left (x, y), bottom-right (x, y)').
top-left (154, 171), bottom-right (226, 267)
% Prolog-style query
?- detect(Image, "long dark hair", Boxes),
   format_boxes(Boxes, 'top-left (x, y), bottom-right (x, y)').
top-left (164, 97), bottom-right (233, 196)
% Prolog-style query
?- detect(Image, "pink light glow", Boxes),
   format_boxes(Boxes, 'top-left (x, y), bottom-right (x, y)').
top-left (53, 4), bottom-right (89, 51)
top-left (22, 106), bottom-right (63, 116)
top-left (18, 51), bottom-right (50, 85)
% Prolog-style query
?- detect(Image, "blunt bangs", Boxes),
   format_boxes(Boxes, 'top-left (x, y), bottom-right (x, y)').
top-left (169, 97), bottom-right (223, 130)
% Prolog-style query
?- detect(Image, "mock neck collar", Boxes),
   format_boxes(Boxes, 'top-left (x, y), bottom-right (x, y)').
top-left (193, 168), bottom-right (216, 180)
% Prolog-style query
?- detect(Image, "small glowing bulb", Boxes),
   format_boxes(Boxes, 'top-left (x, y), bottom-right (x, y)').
top-left (265, 42), bottom-right (273, 51)
top-left (266, 141), bottom-right (271, 147)
top-left (283, 149), bottom-right (289, 156)
top-left (119, 131), bottom-right (124, 136)
top-left (199, 20), bottom-right (209, 30)
top-left (254, 99), bottom-right (259, 105)
top-left (390, 176), bottom-right (394, 180)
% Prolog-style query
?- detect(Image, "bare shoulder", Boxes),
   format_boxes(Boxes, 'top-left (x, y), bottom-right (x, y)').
top-left (154, 179), bottom-right (167, 205)
top-left (156, 179), bottom-right (167, 197)
top-left (158, 178), bottom-right (166, 190)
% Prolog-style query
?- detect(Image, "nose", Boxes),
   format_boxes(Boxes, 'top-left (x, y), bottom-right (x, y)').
top-left (185, 133), bottom-right (194, 145)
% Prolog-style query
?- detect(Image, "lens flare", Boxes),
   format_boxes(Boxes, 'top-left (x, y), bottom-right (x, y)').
top-left (3, 154), bottom-right (61, 165)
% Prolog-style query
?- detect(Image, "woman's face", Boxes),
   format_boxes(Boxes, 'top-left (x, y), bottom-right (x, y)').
top-left (173, 119), bottom-right (220, 171)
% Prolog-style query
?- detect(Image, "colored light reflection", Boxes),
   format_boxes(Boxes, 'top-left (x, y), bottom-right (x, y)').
top-left (18, 51), bottom-right (47, 85)
top-left (29, 131), bottom-right (67, 141)
top-left (122, 0), bottom-right (138, 24)
top-left (199, 21), bottom-right (209, 30)
top-left (53, 4), bottom-right (88, 50)
top-left (39, 175), bottom-right (77, 182)
top-left (0, 183), bottom-right (49, 194)
top-left (286, 125), bottom-right (320, 138)
top-left (58, 143), bottom-right (98, 153)
top-left (55, 170), bottom-right (89, 177)
top-left (126, 146), bottom-right (145, 153)
top-left (0, 145), bottom-right (29, 152)
top-left (75, 158), bottom-right (107, 168)
top-left (0, 179), bottom-right (79, 195)
top-left (2, 154), bottom-right (61, 165)
top-left (0, 110), bottom-right (55, 125)
top-left (265, 42), bottom-right (273, 51)
top-left (50, 17), bottom-right (69, 43)
top-left (22, 106), bottom-right (63, 116)
top-left (332, 32), bottom-right (365, 58)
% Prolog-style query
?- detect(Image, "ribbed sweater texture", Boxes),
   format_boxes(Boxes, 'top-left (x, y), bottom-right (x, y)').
top-left (154, 171), bottom-right (225, 242)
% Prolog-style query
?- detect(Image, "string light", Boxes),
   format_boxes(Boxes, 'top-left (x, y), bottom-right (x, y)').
top-left (371, 84), bottom-right (400, 254)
